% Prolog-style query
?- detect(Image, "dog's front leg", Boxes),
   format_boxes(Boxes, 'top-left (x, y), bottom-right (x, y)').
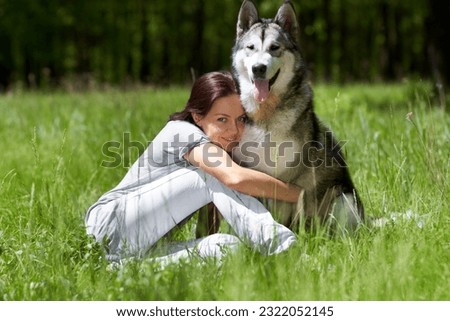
top-left (265, 187), bottom-right (305, 232)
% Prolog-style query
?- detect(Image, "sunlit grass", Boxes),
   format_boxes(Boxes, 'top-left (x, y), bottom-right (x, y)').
top-left (0, 82), bottom-right (448, 300)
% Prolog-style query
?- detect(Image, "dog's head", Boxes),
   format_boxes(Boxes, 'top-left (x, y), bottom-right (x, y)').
top-left (232, 0), bottom-right (301, 112)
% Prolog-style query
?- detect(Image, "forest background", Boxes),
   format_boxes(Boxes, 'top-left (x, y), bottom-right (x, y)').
top-left (0, 0), bottom-right (449, 102)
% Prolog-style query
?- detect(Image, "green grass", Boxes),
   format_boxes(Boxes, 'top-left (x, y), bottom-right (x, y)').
top-left (0, 81), bottom-right (448, 300)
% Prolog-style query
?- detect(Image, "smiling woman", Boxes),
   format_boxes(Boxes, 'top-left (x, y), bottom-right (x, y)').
top-left (85, 71), bottom-right (301, 264)
top-left (191, 95), bottom-right (246, 152)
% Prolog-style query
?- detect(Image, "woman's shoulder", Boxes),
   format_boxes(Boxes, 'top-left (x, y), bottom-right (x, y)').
top-left (156, 120), bottom-right (207, 144)
top-left (163, 120), bottom-right (204, 136)
top-left (153, 120), bottom-right (209, 164)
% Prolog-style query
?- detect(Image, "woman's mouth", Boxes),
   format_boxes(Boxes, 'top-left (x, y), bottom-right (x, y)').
top-left (222, 137), bottom-right (239, 150)
top-left (223, 137), bottom-right (239, 143)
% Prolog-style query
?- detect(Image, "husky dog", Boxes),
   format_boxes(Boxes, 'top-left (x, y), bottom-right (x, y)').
top-left (230, 0), bottom-right (364, 231)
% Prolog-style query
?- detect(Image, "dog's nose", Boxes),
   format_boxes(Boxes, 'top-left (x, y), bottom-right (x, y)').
top-left (252, 64), bottom-right (267, 79)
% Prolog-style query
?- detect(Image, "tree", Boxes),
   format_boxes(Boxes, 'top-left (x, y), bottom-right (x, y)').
top-left (426, 0), bottom-right (450, 108)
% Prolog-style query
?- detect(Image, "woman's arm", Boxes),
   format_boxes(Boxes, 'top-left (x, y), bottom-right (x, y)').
top-left (185, 143), bottom-right (301, 203)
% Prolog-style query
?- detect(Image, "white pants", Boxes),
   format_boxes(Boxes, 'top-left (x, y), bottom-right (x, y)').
top-left (86, 167), bottom-right (296, 261)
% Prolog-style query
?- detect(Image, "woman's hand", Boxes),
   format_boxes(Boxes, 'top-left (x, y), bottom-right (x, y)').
top-left (185, 143), bottom-right (301, 203)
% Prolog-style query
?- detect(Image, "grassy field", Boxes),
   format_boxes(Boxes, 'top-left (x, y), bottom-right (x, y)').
top-left (0, 81), bottom-right (448, 301)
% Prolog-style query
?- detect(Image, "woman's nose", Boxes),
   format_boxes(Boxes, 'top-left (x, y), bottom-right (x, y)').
top-left (229, 121), bottom-right (240, 136)
top-left (231, 122), bottom-right (244, 140)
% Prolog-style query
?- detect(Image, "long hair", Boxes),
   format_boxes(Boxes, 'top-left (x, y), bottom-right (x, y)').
top-left (169, 71), bottom-right (238, 123)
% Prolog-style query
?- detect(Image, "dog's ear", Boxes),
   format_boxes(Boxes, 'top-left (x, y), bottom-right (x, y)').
top-left (274, 1), bottom-right (299, 44)
top-left (237, 0), bottom-right (259, 39)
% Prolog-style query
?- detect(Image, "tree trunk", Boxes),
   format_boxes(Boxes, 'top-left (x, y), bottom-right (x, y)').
top-left (426, 0), bottom-right (450, 109)
top-left (323, 0), bottom-right (332, 82)
top-left (189, 0), bottom-right (205, 77)
top-left (139, 0), bottom-right (151, 83)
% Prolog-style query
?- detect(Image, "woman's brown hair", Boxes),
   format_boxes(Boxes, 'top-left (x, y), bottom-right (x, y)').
top-left (169, 71), bottom-right (238, 123)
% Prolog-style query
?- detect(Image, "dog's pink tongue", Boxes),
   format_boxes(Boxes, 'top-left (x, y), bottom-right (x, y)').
top-left (254, 79), bottom-right (269, 103)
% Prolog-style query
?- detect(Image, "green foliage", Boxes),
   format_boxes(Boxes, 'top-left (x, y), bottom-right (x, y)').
top-left (0, 83), bottom-right (448, 300)
top-left (0, 0), bottom-right (443, 89)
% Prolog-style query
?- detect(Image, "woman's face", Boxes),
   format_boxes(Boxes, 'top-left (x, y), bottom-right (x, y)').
top-left (193, 94), bottom-right (247, 152)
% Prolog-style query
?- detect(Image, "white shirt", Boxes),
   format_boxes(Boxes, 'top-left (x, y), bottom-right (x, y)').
top-left (93, 120), bottom-right (210, 205)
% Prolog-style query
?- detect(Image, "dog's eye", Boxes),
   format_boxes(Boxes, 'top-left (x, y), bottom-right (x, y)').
top-left (246, 44), bottom-right (255, 50)
top-left (270, 44), bottom-right (280, 51)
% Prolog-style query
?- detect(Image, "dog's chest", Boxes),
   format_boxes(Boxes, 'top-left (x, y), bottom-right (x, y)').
top-left (233, 121), bottom-right (301, 181)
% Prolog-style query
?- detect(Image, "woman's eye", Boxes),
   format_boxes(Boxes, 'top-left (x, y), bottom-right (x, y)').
top-left (218, 117), bottom-right (227, 123)
top-left (238, 116), bottom-right (248, 123)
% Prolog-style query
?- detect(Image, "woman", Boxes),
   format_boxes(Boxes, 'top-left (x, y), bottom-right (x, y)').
top-left (85, 71), bottom-right (301, 263)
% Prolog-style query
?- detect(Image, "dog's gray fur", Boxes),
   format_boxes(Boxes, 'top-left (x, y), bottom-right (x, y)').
top-left (231, 0), bottom-right (364, 231)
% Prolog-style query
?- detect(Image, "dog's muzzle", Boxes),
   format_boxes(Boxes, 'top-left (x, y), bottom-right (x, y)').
top-left (252, 69), bottom-right (280, 103)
